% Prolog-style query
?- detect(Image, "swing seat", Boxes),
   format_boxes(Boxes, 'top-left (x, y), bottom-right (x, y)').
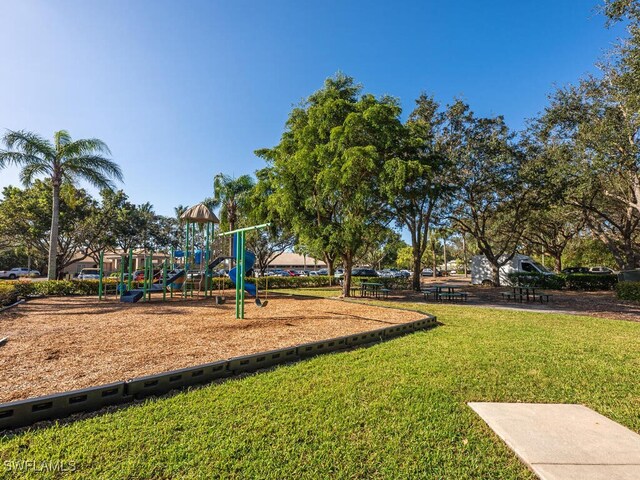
top-left (255, 298), bottom-right (268, 308)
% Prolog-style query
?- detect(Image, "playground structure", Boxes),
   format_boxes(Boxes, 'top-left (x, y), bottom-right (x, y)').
top-left (95, 203), bottom-right (270, 318)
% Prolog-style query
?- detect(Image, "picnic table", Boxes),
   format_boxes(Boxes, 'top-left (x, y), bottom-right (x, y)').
top-left (423, 284), bottom-right (468, 302)
top-left (360, 282), bottom-right (385, 298)
top-left (502, 287), bottom-right (552, 303)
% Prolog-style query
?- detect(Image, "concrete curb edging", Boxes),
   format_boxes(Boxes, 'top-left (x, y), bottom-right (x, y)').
top-left (0, 315), bottom-right (436, 431)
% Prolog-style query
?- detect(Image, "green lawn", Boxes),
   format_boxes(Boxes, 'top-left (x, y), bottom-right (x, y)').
top-left (1, 292), bottom-right (639, 479)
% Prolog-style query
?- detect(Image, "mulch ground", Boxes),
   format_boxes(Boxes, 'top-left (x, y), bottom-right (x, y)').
top-left (0, 294), bottom-right (424, 403)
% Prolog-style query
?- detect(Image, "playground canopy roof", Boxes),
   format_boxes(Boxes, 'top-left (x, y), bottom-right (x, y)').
top-left (180, 203), bottom-right (219, 224)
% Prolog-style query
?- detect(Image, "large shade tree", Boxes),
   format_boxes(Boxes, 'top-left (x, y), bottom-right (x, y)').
top-left (0, 130), bottom-right (122, 279)
top-left (444, 101), bottom-right (529, 286)
top-left (0, 181), bottom-right (104, 277)
top-left (383, 94), bottom-right (451, 291)
top-left (257, 74), bottom-right (402, 296)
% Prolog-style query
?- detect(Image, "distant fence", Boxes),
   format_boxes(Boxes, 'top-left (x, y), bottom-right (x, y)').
top-left (0, 316), bottom-right (437, 431)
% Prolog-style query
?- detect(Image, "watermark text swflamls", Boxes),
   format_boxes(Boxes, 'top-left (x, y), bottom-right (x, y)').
top-left (4, 460), bottom-right (77, 473)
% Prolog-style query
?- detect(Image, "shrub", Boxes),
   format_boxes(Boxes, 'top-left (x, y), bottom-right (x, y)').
top-left (253, 275), bottom-right (335, 289)
top-left (562, 273), bottom-right (617, 291)
top-left (615, 281), bottom-right (640, 301)
top-left (350, 276), bottom-right (412, 290)
top-left (506, 272), bottom-right (617, 291)
top-left (12, 280), bottom-right (36, 297)
top-left (506, 272), bottom-right (566, 290)
top-left (0, 283), bottom-right (19, 306)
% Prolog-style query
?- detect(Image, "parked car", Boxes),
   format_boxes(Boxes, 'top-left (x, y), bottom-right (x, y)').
top-left (77, 268), bottom-right (101, 280)
top-left (421, 268), bottom-right (443, 277)
top-left (334, 268), bottom-right (345, 278)
top-left (266, 269), bottom-right (289, 277)
top-left (0, 267), bottom-right (40, 279)
top-left (351, 268), bottom-right (378, 277)
top-left (589, 266), bottom-right (615, 275)
top-left (108, 272), bottom-right (130, 280)
top-left (561, 266), bottom-right (590, 274)
top-left (316, 268), bottom-right (328, 275)
top-left (187, 270), bottom-right (204, 280)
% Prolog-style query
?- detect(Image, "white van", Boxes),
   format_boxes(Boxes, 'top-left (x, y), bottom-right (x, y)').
top-left (77, 268), bottom-right (101, 280)
top-left (471, 254), bottom-right (554, 286)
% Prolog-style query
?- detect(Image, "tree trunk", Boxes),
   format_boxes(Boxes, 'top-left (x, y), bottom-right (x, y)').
top-left (491, 263), bottom-right (501, 287)
top-left (324, 253), bottom-right (334, 276)
top-left (432, 241), bottom-right (437, 278)
top-left (553, 254), bottom-right (562, 273)
top-left (342, 254), bottom-right (353, 297)
top-left (463, 234), bottom-right (468, 277)
top-left (443, 238), bottom-right (448, 275)
top-left (48, 182), bottom-right (60, 280)
top-left (411, 244), bottom-right (422, 292)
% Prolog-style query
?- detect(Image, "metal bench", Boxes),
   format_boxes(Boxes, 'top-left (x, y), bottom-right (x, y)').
top-left (439, 292), bottom-right (468, 302)
top-left (423, 289), bottom-right (438, 301)
top-left (533, 293), bottom-right (552, 303)
top-left (380, 288), bottom-right (391, 299)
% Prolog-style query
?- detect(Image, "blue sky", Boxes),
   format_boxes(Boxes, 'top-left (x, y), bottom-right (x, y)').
top-left (0, 0), bottom-right (625, 217)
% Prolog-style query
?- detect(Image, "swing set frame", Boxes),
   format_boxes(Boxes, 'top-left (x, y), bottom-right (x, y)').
top-left (217, 223), bottom-right (270, 319)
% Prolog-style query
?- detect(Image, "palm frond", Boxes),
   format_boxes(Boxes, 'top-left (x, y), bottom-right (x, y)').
top-left (63, 165), bottom-right (116, 191)
top-left (2, 130), bottom-right (54, 159)
top-left (18, 161), bottom-right (53, 186)
top-left (62, 138), bottom-right (112, 158)
top-left (54, 130), bottom-right (72, 150)
top-left (0, 151), bottom-right (45, 170)
top-left (64, 155), bottom-right (124, 185)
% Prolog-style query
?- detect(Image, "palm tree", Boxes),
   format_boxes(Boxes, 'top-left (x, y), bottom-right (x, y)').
top-left (210, 173), bottom-right (255, 232)
top-left (0, 130), bottom-right (123, 279)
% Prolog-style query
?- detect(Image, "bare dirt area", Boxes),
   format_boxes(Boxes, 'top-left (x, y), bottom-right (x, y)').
top-left (0, 295), bottom-right (425, 403)
top-left (390, 276), bottom-right (639, 322)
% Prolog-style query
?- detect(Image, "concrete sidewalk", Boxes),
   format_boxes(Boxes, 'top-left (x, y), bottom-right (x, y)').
top-left (469, 403), bottom-right (640, 480)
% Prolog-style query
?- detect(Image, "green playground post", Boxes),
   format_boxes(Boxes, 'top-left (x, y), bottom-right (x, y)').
top-left (239, 232), bottom-right (246, 318)
top-left (184, 221), bottom-right (189, 299)
top-left (127, 248), bottom-right (133, 291)
top-left (119, 255), bottom-right (125, 297)
top-left (162, 258), bottom-right (167, 301)
top-left (205, 222), bottom-right (210, 298)
top-left (98, 251), bottom-right (104, 300)
top-left (235, 232), bottom-right (242, 318)
top-left (142, 255), bottom-right (148, 302)
top-left (149, 249), bottom-right (154, 301)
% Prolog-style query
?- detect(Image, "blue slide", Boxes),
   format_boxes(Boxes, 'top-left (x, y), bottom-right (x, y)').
top-left (228, 250), bottom-right (267, 307)
top-left (120, 269), bottom-right (186, 303)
